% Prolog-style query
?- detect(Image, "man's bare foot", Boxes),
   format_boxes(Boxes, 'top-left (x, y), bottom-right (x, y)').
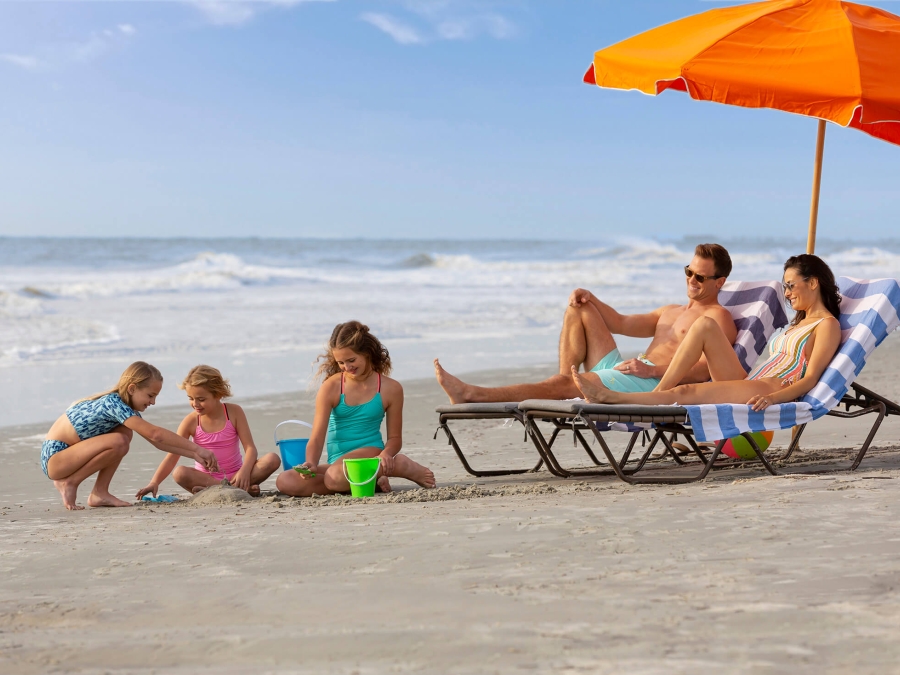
top-left (54, 480), bottom-right (84, 511)
top-left (87, 491), bottom-right (132, 508)
top-left (376, 476), bottom-right (392, 493)
top-left (248, 485), bottom-right (260, 497)
top-left (571, 366), bottom-right (613, 403)
top-left (434, 358), bottom-right (471, 404)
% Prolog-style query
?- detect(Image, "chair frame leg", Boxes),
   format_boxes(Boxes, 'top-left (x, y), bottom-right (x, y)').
top-left (436, 416), bottom-right (542, 478)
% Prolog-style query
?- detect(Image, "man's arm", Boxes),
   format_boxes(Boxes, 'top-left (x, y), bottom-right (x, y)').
top-left (570, 288), bottom-right (670, 338)
top-left (678, 307), bottom-right (739, 384)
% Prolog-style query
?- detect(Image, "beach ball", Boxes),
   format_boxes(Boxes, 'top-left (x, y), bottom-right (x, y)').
top-left (721, 431), bottom-right (774, 459)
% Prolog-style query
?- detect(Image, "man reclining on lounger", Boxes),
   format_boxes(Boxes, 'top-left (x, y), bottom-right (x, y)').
top-left (435, 243), bottom-right (738, 403)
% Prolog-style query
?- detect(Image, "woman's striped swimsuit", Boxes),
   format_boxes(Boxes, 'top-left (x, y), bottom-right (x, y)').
top-left (747, 319), bottom-right (824, 384)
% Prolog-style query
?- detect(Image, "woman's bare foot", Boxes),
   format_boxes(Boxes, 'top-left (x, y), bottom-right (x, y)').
top-left (571, 366), bottom-right (613, 403)
top-left (54, 480), bottom-right (84, 511)
top-left (376, 476), bottom-right (392, 493)
top-left (434, 358), bottom-right (472, 404)
top-left (87, 491), bottom-right (132, 508)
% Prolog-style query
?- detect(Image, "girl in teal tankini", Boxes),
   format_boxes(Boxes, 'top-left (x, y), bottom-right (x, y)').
top-left (275, 321), bottom-right (436, 497)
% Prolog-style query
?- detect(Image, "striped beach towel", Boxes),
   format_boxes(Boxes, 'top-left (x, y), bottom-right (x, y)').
top-left (685, 277), bottom-right (900, 442)
top-left (719, 280), bottom-right (790, 372)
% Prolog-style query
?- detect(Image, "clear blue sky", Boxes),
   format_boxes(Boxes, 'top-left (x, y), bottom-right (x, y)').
top-left (1, 0), bottom-right (898, 240)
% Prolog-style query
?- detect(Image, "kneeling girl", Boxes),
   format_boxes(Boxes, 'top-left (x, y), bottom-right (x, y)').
top-left (276, 321), bottom-right (435, 497)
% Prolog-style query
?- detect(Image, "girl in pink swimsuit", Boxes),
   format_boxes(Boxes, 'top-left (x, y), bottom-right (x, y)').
top-left (137, 365), bottom-right (281, 498)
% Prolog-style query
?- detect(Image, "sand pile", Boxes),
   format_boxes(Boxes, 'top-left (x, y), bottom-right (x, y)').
top-left (187, 485), bottom-right (254, 506)
top-left (266, 482), bottom-right (566, 508)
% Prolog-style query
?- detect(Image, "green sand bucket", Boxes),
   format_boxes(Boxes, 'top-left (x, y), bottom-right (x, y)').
top-left (343, 457), bottom-right (381, 498)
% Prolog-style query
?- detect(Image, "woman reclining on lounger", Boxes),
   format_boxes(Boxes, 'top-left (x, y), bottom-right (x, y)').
top-left (571, 254), bottom-right (842, 411)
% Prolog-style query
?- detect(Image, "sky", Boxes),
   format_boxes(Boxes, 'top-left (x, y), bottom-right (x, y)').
top-left (0, 0), bottom-right (898, 241)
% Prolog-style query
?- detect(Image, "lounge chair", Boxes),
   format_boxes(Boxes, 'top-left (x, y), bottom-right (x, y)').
top-left (436, 279), bottom-right (789, 477)
top-left (519, 277), bottom-right (900, 484)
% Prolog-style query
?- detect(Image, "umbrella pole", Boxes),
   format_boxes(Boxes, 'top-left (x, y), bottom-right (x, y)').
top-left (795, 119), bottom-right (828, 449)
top-left (806, 119), bottom-right (827, 255)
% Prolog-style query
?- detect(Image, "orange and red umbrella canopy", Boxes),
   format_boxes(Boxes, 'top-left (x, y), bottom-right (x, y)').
top-left (583, 0), bottom-right (900, 250)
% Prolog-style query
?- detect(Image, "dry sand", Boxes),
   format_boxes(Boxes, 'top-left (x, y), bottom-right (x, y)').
top-left (2, 347), bottom-right (900, 674)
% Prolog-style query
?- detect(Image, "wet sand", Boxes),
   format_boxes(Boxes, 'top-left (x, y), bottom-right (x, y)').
top-left (2, 346), bottom-right (900, 673)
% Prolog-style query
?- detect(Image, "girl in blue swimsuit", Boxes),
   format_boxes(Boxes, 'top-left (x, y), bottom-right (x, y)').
top-left (276, 321), bottom-right (436, 497)
top-left (42, 361), bottom-right (219, 510)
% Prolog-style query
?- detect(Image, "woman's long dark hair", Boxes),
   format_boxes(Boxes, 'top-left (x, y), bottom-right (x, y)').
top-left (784, 254), bottom-right (841, 327)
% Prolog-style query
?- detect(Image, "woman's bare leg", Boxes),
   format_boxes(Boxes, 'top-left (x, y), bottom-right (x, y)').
top-left (47, 429), bottom-right (132, 510)
top-left (572, 367), bottom-right (780, 406)
top-left (655, 316), bottom-right (748, 390)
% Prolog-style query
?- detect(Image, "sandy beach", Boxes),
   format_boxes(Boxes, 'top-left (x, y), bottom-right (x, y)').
top-left (2, 344), bottom-right (900, 674)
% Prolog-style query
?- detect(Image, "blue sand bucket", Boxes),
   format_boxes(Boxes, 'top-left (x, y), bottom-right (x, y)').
top-left (275, 420), bottom-right (313, 471)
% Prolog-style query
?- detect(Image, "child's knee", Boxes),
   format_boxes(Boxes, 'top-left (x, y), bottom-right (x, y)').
top-left (275, 470), bottom-right (297, 493)
top-left (323, 465), bottom-right (345, 491)
top-left (111, 433), bottom-right (130, 456)
top-left (261, 452), bottom-right (280, 469)
top-left (172, 465), bottom-right (191, 485)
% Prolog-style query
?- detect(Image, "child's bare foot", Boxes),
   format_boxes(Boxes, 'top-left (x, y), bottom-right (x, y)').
top-left (571, 366), bottom-right (613, 403)
top-left (434, 358), bottom-right (471, 404)
top-left (248, 485), bottom-right (260, 497)
top-left (376, 476), bottom-right (392, 493)
top-left (54, 480), bottom-right (84, 511)
top-left (411, 465), bottom-right (436, 489)
top-left (87, 491), bottom-right (132, 508)
top-left (192, 485), bottom-right (206, 494)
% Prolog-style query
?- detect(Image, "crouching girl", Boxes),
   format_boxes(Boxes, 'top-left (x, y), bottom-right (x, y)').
top-left (42, 361), bottom-right (218, 510)
top-left (276, 321), bottom-right (435, 497)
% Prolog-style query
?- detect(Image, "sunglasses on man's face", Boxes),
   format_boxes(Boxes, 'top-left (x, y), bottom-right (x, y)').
top-left (684, 266), bottom-right (722, 284)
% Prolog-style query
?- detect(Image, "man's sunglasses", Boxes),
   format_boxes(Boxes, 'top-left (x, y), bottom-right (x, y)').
top-left (684, 266), bottom-right (722, 284)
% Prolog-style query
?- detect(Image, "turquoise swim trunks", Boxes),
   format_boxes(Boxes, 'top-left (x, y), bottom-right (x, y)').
top-left (589, 349), bottom-right (661, 393)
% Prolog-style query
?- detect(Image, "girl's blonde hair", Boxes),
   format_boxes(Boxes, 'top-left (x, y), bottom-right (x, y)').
top-left (76, 361), bottom-right (163, 408)
top-left (315, 321), bottom-right (392, 382)
top-left (179, 365), bottom-right (232, 399)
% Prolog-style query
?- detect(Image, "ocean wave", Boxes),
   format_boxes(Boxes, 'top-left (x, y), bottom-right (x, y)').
top-left (12, 252), bottom-right (324, 299)
top-left (0, 290), bottom-right (44, 318)
top-left (396, 253), bottom-right (436, 268)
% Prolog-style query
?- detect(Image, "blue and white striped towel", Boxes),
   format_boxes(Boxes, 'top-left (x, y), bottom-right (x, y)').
top-left (719, 280), bottom-right (790, 372)
top-left (685, 277), bottom-right (900, 442)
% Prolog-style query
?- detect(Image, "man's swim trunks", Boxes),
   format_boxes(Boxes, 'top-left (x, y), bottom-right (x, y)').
top-left (589, 349), bottom-right (661, 393)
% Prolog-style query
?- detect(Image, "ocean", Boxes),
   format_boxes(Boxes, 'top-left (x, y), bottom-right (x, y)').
top-left (3, 235), bottom-right (900, 428)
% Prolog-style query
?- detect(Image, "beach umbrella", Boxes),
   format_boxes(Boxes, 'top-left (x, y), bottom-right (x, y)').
top-left (583, 0), bottom-right (900, 253)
